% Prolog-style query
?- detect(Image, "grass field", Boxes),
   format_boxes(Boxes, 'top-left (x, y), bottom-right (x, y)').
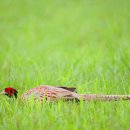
top-left (0, 0), bottom-right (130, 130)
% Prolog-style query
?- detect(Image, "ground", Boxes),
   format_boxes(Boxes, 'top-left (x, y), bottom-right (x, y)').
top-left (0, 0), bottom-right (130, 130)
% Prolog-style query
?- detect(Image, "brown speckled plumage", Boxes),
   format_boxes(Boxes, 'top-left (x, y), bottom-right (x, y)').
top-left (21, 85), bottom-right (79, 101)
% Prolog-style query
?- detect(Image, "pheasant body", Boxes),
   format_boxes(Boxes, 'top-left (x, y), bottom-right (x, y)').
top-left (21, 85), bottom-right (79, 101)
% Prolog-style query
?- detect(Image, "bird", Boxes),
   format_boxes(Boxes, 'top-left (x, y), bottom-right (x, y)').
top-left (0, 85), bottom-right (130, 102)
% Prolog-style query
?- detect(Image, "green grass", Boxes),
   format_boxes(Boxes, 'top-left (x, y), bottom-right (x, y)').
top-left (0, 0), bottom-right (130, 129)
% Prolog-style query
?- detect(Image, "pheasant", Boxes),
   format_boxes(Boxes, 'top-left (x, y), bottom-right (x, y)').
top-left (0, 85), bottom-right (130, 102)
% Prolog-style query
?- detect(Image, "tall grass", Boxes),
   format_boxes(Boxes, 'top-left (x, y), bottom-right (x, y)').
top-left (0, 0), bottom-right (130, 129)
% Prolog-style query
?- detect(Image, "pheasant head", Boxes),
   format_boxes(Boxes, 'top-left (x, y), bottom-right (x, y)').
top-left (0, 87), bottom-right (18, 98)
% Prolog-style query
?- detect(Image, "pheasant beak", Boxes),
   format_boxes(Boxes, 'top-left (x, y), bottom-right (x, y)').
top-left (0, 90), bottom-right (6, 95)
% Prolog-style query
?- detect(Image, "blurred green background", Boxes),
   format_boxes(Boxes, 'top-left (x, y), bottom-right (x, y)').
top-left (0, 0), bottom-right (130, 130)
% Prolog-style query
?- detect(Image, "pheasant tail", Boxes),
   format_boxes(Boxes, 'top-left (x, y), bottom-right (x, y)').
top-left (79, 94), bottom-right (130, 101)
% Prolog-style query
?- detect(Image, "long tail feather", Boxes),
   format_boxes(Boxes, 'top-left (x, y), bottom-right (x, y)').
top-left (79, 94), bottom-right (130, 101)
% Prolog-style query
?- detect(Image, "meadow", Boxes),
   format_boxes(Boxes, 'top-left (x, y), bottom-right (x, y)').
top-left (0, 0), bottom-right (130, 129)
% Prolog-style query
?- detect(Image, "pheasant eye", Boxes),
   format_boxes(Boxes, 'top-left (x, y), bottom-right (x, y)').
top-left (10, 90), bottom-right (13, 93)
